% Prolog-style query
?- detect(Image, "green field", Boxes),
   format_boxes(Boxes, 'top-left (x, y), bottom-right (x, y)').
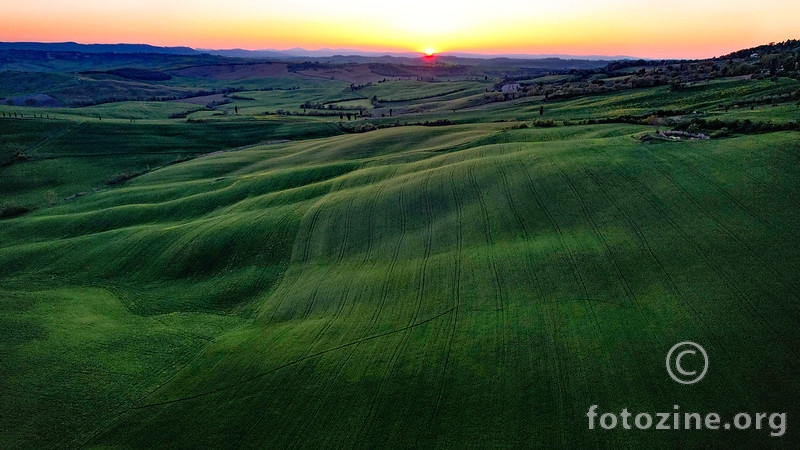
top-left (1, 51), bottom-right (799, 449)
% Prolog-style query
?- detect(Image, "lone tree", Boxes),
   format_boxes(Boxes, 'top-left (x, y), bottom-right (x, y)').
top-left (647, 115), bottom-right (665, 132)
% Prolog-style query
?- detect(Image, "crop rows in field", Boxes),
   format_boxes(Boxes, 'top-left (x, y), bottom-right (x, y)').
top-left (2, 122), bottom-right (799, 447)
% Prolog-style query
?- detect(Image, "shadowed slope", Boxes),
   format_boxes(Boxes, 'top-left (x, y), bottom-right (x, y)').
top-left (1, 125), bottom-right (799, 448)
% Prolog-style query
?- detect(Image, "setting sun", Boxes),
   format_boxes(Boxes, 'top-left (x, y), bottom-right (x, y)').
top-left (1, 1), bottom-right (799, 60)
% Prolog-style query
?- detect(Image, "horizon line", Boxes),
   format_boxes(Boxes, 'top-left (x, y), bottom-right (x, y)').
top-left (0, 39), bottom-right (770, 61)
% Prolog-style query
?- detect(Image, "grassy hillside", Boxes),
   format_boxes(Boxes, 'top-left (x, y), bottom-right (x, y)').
top-left (1, 46), bottom-right (799, 448)
top-left (2, 121), bottom-right (799, 448)
top-left (0, 117), bottom-right (344, 213)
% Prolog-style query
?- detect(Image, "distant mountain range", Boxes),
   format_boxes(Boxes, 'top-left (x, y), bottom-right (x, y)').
top-left (0, 42), bottom-right (198, 55)
top-left (202, 47), bottom-right (639, 61)
top-left (0, 41), bottom-right (638, 61)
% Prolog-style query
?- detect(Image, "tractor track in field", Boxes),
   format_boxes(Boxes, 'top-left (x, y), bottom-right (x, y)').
top-left (352, 176), bottom-right (413, 443)
top-left (159, 206), bottom-right (277, 279)
top-left (468, 164), bottom-right (505, 313)
top-left (300, 197), bottom-right (326, 262)
top-left (318, 169), bottom-right (400, 357)
top-left (277, 174), bottom-right (392, 445)
top-left (113, 226), bottom-right (168, 279)
top-left (25, 119), bottom-right (84, 157)
top-left (664, 151), bottom-right (776, 231)
top-left (360, 169), bottom-right (436, 439)
top-left (610, 165), bottom-right (755, 358)
top-left (545, 154), bottom-right (625, 393)
top-left (515, 156), bottom-right (581, 447)
top-left (336, 195), bottom-right (356, 264)
top-left (212, 205), bottom-right (301, 298)
top-left (248, 205), bottom-right (307, 295)
top-left (154, 224), bottom-right (206, 278)
top-left (546, 155), bottom-right (631, 308)
top-left (272, 170), bottom-right (398, 434)
top-left (684, 148), bottom-right (800, 213)
top-left (300, 194), bottom-right (355, 321)
top-left (640, 156), bottom-right (800, 354)
top-left (357, 172), bottom-right (436, 433)
top-left (130, 319), bottom-right (298, 417)
top-left (295, 171), bottom-right (390, 355)
top-left (427, 167), bottom-right (463, 432)
top-left (265, 265), bottom-right (306, 323)
top-left (494, 159), bottom-right (534, 437)
top-left (468, 163), bottom-right (507, 434)
top-left (600, 147), bottom-right (727, 332)
top-left (562, 166), bottom-right (642, 311)
top-left (581, 166), bottom-right (674, 350)
top-left (286, 332), bottom-right (360, 448)
top-left (411, 171), bottom-right (434, 332)
top-left (495, 162), bottom-right (528, 238)
top-left (606, 163), bottom-right (781, 404)
top-left (132, 305), bottom-right (459, 409)
top-left (650, 149), bottom-right (800, 299)
top-left (518, 156), bottom-right (591, 303)
top-left (265, 178), bottom-right (365, 324)
top-left (263, 202), bottom-right (331, 323)
top-left (364, 178), bottom-right (408, 335)
top-left (652, 149), bottom-right (781, 237)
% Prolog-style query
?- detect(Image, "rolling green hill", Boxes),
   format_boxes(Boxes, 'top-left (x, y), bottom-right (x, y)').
top-left (2, 121), bottom-right (799, 448)
top-left (1, 45), bottom-right (799, 448)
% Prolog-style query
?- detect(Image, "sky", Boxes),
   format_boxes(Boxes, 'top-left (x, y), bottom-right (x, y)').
top-left (1, 0), bottom-right (798, 58)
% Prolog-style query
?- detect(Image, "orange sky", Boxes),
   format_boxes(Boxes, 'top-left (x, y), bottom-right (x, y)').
top-left (1, 0), bottom-right (798, 58)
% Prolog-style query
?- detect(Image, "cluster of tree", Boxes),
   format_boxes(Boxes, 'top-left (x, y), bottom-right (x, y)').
top-left (367, 63), bottom-right (469, 79)
top-left (273, 109), bottom-right (368, 118)
top-left (420, 119), bottom-right (454, 127)
top-left (532, 118), bottom-right (556, 127)
top-left (349, 82), bottom-right (374, 91)
top-left (169, 108), bottom-right (208, 119)
top-left (105, 170), bottom-right (146, 186)
top-left (723, 40), bottom-right (800, 60)
top-left (673, 117), bottom-right (800, 134)
top-left (1, 111), bottom-right (52, 120)
top-left (80, 68), bottom-right (172, 81)
top-left (378, 88), bottom-right (467, 104)
top-left (548, 111), bottom-right (800, 135)
top-left (340, 122), bottom-right (378, 133)
top-left (0, 201), bottom-right (30, 219)
top-left (287, 62), bottom-right (330, 72)
top-left (300, 101), bottom-right (366, 113)
top-left (256, 86), bottom-right (300, 91)
top-left (486, 42), bottom-right (800, 106)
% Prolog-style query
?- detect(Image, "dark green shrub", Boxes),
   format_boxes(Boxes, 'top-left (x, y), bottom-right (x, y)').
top-left (533, 119), bottom-right (556, 127)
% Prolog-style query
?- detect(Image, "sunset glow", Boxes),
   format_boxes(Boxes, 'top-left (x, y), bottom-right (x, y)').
top-left (1, 0), bottom-right (798, 58)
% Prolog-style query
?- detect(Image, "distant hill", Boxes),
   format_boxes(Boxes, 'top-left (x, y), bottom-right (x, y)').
top-left (0, 42), bottom-right (199, 55)
top-left (198, 48), bottom-right (289, 59)
top-left (721, 39), bottom-right (800, 59)
top-left (201, 47), bottom-right (634, 62)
